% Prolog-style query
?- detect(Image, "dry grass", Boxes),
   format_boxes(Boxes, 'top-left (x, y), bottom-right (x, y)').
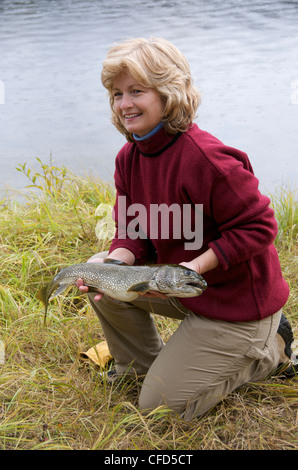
top-left (0, 159), bottom-right (297, 450)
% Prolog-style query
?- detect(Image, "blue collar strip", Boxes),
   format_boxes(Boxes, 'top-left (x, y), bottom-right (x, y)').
top-left (133, 122), bottom-right (164, 141)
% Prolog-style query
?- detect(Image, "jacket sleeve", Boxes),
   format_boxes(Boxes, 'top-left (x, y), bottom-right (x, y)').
top-left (208, 165), bottom-right (278, 271)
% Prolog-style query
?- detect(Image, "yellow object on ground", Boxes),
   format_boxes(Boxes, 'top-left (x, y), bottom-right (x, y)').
top-left (80, 340), bottom-right (113, 367)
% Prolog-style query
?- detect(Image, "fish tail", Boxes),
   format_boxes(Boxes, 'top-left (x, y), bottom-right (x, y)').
top-left (36, 285), bottom-right (49, 326)
top-left (43, 305), bottom-right (48, 326)
top-left (36, 285), bottom-right (49, 305)
top-left (37, 282), bottom-right (70, 326)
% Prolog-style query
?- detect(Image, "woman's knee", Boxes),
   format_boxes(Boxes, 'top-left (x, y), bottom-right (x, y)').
top-left (138, 377), bottom-right (192, 420)
top-left (138, 374), bottom-right (224, 421)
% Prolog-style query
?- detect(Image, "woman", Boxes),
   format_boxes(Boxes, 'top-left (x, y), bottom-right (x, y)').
top-left (78, 38), bottom-right (296, 421)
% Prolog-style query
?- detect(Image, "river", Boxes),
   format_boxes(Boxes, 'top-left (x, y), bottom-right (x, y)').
top-left (0, 0), bottom-right (297, 195)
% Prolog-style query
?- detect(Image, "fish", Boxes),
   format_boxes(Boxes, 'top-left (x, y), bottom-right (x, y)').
top-left (37, 258), bottom-right (207, 324)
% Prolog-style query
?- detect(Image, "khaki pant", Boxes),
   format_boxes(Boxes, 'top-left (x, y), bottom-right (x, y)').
top-left (88, 253), bottom-right (282, 421)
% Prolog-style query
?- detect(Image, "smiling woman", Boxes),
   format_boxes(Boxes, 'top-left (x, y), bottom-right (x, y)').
top-left (112, 74), bottom-right (164, 137)
top-left (78, 36), bottom-right (295, 422)
top-left (101, 37), bottom-right (200, 141)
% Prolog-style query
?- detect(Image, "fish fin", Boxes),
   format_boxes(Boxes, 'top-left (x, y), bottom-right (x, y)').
top-left (50, 284), bottom-right (69, 298)
top-left (43, 305), bottom-right (48, 326)
top-left (36, 284), bottom-right (51, 326)
top-left (36, 283), bottom-right (69, 303)
top-left (36, 285), bottom-right (49, 305)
top-left (103, 258), bottom-right (128, 266)
top-left (37, 283), bottom-right (68, 326)
top-left (127, 281), bottom-right (152, 293)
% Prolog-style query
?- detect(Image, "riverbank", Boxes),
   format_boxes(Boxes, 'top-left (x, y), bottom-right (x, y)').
top-left (0, 160), bottom-right (297, 450)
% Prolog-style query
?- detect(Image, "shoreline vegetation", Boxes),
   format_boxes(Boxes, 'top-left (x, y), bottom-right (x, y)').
top-left (0, 158), bottom-right (297, 450)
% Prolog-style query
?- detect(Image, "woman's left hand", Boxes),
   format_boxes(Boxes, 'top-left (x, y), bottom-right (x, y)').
top-left (179, 248), bottom-right (219, 275)
top-left (179, 260), bottom-right (199, 273)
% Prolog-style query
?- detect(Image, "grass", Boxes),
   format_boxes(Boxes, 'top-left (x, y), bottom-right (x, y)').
top-left (0, 158), bottom-right (297, 450)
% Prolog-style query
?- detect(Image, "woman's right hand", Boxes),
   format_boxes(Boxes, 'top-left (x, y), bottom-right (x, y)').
top-left (76, 257), bottom-right (104, 301)
top-left (76, 248), bottom-right (136, 302)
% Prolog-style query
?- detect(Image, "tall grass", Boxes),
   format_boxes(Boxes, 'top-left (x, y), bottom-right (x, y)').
top-left (0, 159), bottom-right (297, 450)
top-left (270, 184), bottom-right (298, 253)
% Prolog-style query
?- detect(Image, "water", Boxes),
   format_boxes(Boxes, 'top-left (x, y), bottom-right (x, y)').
top-left (0, 0), bottom-right (297, 195)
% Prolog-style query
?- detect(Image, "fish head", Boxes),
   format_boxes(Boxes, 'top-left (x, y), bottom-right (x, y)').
top-left (154, 265), bottom-right (207, 297)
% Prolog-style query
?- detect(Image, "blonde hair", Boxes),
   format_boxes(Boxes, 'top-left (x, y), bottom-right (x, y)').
top-left (101, 37), bottom-right (201, 141)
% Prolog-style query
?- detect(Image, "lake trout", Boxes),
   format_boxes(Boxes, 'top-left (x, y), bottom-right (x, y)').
top-left (37, 259), bottom-right (207, 324)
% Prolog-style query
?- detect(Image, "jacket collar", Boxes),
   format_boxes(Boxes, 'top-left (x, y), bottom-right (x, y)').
top-left (133, 126), bottom-right (181, 157)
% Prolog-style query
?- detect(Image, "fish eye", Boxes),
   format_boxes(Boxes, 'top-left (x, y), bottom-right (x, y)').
top-left (183, 269), bottom-right (195, 276)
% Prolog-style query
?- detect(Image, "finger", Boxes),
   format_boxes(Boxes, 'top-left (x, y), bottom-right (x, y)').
top-left (76, 278), bottom-right (84, 287)
top-left (76, 278), bottom-right (89, 294)
top-left (94, 293), bottom-right (103, 301)
top-left (79, 286), bottom-right (89, 293)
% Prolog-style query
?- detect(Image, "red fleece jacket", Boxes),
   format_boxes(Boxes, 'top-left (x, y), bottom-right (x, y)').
top-left (109, 124), bottom-right (289, 321)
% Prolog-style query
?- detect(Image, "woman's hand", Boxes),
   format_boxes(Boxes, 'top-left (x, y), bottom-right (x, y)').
top-left (76, 256), bottom-right (167, 301)
top-left (76, 248), bottom-right (136, 302)
top-left (76, 257), bottom-right (104, 301)
top-left (179, 248), bottom-right (219, 275)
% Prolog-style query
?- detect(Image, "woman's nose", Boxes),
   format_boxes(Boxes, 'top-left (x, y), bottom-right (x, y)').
top-left (120, 93), bottom-right (133, 110)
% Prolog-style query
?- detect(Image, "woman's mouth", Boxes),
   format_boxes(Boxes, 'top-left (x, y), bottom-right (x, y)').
top-left (124, 113), bottom-right (142, 120)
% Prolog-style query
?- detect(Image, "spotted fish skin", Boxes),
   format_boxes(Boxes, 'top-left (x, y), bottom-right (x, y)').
top-left (37, 259), bottom-right (207, 324)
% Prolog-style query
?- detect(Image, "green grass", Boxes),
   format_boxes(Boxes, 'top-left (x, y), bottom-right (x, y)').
top-left (0, 158), bottom-right (297, 450)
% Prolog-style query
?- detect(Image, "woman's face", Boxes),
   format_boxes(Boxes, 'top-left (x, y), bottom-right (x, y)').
top-left (112, 72), bottom-right (164, 137)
